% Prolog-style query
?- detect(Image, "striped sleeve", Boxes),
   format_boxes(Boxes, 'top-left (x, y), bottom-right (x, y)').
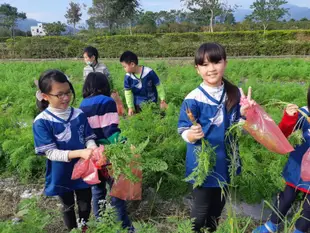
top-left (33, 119), bottom-right (57, 155)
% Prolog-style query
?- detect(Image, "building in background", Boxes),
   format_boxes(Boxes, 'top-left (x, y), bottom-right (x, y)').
top-left (31, 23), bottom-right (46, 36)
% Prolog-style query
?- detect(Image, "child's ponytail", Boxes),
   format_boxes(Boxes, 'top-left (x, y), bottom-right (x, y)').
top-left (223, 78), bottom-right (240, 112)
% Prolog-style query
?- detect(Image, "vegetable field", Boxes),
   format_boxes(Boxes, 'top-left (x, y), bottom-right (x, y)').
top-left (0, 58), bottom-right (309, 232)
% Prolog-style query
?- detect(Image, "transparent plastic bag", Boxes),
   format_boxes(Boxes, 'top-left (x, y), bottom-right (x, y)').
top-left (301, 148), bottom-right (310, 181)
top-left (241, 102), bottom-right (294, 154)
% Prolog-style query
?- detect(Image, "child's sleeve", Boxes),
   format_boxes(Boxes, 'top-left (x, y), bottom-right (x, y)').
top-left (83, 67), bottom-right (88, 80)
top-left (33, 120), bottom-right (57, 155)
top-left (82, 114), bottom-right (97, 143)
top-left (103, 67), bottom-right (110, 79)
top-left (278, 111), bottom-right (299, 138)
top-left (124, 90), bottom-right (134, 108)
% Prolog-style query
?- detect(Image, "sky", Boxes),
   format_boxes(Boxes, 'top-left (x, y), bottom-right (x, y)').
top-left (1, 0), bottom-right (310, 24)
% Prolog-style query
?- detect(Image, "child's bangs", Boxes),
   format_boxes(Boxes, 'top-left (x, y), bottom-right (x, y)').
top-left (195, 43), bottom-right (226, 65)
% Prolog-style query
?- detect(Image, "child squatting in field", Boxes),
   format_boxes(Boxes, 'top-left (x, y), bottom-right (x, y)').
top-left (120, 50), bottom-right (168, 116)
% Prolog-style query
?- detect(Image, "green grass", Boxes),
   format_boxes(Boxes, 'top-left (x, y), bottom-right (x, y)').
top-left (0, 58), bottom-right (309, 232)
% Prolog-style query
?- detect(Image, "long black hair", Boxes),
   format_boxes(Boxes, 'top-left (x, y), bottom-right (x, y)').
top-left (36, 70), bottom-right (75, 111)
top-left (195, 42), bottom-right (240, 112)
top-left (83, 72), bottom-right (111, 98)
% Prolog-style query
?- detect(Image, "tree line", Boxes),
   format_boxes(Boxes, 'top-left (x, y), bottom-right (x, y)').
top-left (0, 0), bottom-right (309, 37)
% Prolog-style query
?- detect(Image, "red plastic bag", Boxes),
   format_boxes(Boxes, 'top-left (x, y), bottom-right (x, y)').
top-left (241, 101), bottom-right (294, 154)
top-left (301, 148), bottom-right (310, 181)
top-left (71, 145), bottom-right (106, 185)
top-left (111, 91), bottom-right (125, 116)
top-left (110, 157), bottom-right (142, 201)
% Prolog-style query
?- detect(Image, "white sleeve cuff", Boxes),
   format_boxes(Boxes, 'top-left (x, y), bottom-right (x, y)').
top-left (86, 139), bottom-right (97, 149)
top-left (181, 130), bottom-right (196, 144)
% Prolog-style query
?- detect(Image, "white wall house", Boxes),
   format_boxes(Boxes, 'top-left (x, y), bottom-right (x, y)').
top-left (31, 23), bottom-right (46, 36)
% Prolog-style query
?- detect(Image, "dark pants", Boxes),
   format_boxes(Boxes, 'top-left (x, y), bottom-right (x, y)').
top-left (92, 171), bottom-right (132, 229)
top-left (58, 188), bottom-right (92, 231)
top-left (134, 105), bottom-right (141, 113)
top-left (191, 186), bottom-right (227, 232)
top-left (270, 185), bottom-right (310, 232)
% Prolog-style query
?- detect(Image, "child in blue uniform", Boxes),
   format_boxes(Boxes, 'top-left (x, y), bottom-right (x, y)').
top-left (33, 70), bottom-right (97, 231)
top-left (253, 87), bottom-right (310, 233)
top-left (177, 43), bottom-right (253, 232)
top-left (80, 72), bottom-right (134, 232)
top-left (120, 50), bottom-right (167, 116)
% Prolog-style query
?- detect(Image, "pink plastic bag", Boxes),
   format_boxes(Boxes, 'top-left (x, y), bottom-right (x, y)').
top-left (301, 148), bottom-right (310, 181)
top-left (241, 101), bottom-right (294, 154)
top-left (71, 145), bottom-right (106, 185)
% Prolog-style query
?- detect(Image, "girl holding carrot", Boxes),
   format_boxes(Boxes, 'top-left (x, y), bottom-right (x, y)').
top-left (177, 42), bottom-right (255, 232)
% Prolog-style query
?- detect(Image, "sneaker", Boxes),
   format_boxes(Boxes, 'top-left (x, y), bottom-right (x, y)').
top-left (252, 221), bottom-right (278, 233)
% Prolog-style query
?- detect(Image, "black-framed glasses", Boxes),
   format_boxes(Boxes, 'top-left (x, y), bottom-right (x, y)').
top-left (48, 90), bottom-right (72, 99)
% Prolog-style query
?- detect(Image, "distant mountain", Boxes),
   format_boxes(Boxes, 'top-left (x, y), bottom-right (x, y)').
top-left (283, 4), bottom-right (310, 20)
top-left (16, 18), bottom-right (40, 32)
top-left (16, 18), bottom-right (78, 34)
top-left (234, 3), bottom-right (310, 22)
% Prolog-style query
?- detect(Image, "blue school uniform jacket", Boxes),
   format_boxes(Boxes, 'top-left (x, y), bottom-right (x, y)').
top-left (124, 66), bottom-right (160, 107)
top-left (177, 84), bottom-right (241, 187)
top-left (283, 106), bottom-right (310, 192)
top-left (33, 107), bottom-right (96, 196)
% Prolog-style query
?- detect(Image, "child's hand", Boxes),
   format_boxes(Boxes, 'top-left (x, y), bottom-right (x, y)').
top-left (285, 104), bottom-right (298, 116)
top-left (128, 108), bottom-right (134, 116)
top-left (240, 86), bottom-right (256, 116)
top-left (160, 100), bottom-right (168, 109)
top-left (79, 148), bottom-right (93, 160)
top-left (188, 124), bottom-right (204, 142)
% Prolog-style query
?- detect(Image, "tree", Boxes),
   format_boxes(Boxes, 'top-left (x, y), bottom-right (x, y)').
top-left (246, 0), bottom-right (289, 33)
top-left (137, 11), bottom-right (157, 33)
top-left (223, 12), bottom-right (236, 25)
top-left (43, 21), bottom-right (66, 36)
top-left (300, 17), bottom-right (308, 22)
top-left (117, 0), bottom-right (140, 34)
top-left (64, 2), bottom-right (83, 34)
top-left (182, 0), bottom-right (235, 32)
top-left (88, 0), bottom-right (140, 33)
top-left (0, 4), bottom-right (26, 38)
top-left (86, 17), bottom-right (96, 30)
